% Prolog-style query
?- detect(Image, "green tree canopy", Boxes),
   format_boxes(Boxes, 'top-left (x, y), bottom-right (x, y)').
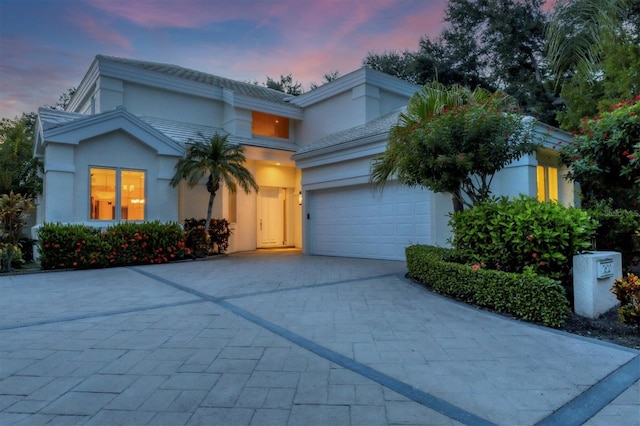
top-left (0, 113), bottom-right (41, 197)
top-left (370, 82), bottom-right (537, 212)
top-left (170, 133), bottom-right (259, 231)
top-left (264, 74), bottom-right (303, 95)
top-left (364, 0), bottom-right (557, 124)
top-left (547, 0), bottom-right (640, 129)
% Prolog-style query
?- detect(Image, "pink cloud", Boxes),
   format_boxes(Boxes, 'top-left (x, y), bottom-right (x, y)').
top-left (71, 14), bottom-right (133, 51)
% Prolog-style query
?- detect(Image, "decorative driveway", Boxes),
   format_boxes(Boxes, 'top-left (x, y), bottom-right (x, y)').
top-left (1, 250), bottom-right (638, 425)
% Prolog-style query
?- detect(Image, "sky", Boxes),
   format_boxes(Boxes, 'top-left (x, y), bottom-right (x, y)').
top-left (0, 0), bottom-right (554, 120)
top-left (0, 0), bottom-right (453, 119)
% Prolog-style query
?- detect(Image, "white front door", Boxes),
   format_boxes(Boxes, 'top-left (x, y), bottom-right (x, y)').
top-left (257, 187), bottom-right (285, 247)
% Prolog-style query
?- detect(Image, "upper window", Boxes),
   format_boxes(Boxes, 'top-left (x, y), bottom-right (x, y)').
top-left (90, 167), bottom-right (145, 221)
top-left (252, 112), bottom-right (289, 139)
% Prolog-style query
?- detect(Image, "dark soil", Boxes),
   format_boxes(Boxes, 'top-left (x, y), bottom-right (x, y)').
top-left (560, 307), bottom-right (640, 350)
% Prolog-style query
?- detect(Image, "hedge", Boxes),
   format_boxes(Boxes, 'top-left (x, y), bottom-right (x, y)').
top-left (406, 244), bottom-right (571, 327)
top-left (38, 221), bottom-right (190, 270)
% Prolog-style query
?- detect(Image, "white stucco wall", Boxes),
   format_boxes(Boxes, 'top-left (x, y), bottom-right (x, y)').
top-left (76, 131), bottom-right (179, 223)
top-left (124, 83), bottom-right (223, 126)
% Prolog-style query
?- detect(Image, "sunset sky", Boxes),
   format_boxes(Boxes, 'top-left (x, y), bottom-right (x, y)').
top-left (0, 0), bottom-right (554, 120)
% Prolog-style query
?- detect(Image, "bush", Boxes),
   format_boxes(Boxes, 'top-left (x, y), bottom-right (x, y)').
top-left (0, 192), bottom-right (35, 272)
top-left (0, 243), bottom-right (24, 272)
top-left (38, 221), bottom-right (190, 270)
top-left (38, 223), bottom-right (107, 270)
top-left (183, 218), bottom-right (231, 256)
top-left (611, 273), bottom-right (640, 332)
top-left (449, 195), bottom-right (597, 282)
top-left (588, 201), bottom-right (640, 273)
top-left (406, 245), bottom-right (571, 327)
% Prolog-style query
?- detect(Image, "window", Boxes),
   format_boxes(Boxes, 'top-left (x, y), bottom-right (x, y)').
top-left (536, 164), bottom-right (559, 202)
top-left (90, 167), bottom-right (145, 221)
top-left (252, 111), bottom-right (289, 138)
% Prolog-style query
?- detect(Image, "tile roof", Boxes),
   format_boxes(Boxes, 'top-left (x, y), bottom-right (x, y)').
top-left (37, 108), bottom-right (85, 130)
top-left (294, 108), bottom-right (402, 157)
top-left (139, 116), bottom-right (297, 152)
top-left (97, 55), bottom-right (292, 105)
top-left (38, 109), bottom-right (297, 153)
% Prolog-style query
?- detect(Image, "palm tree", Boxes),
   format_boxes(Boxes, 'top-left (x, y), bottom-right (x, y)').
top-left (546, 0), bottom-right (633, 83)
top-left (170, 133), bottom-right (258, 232)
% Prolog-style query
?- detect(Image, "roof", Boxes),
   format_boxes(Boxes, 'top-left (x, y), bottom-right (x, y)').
top-left (139, 116), bottom-right (297, 152)
top-left (96, 55), bottom-right (292, 105)
top-left (37, 108), bottom-right (86, 130)
top-left (293, 108), bottom-right (402, 158)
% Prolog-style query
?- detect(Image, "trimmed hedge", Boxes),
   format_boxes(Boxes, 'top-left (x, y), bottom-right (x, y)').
top-left (38, 221), bottom-right (190, 270)
top-left (406, 244), bottom-right (570, 328)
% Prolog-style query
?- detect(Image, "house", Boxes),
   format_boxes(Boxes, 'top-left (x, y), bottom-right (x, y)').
top-left (32, 55), bottom-right (576, 261)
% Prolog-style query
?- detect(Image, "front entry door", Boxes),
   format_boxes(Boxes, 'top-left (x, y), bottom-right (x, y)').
top-left (257, 187), bottom-right (285, 247)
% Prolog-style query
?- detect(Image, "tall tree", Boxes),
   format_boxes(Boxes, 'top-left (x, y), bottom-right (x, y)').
top-left (546, 0), bottom-right (640, 129)
top-left (370, 82), bottom-right (536, 212)
top-left (439, 0), bottom-right (556, 123)
top-left (170, 133), bottom-right (259, 232)
top-left (309, 70), bottom-right (341, 90)
top-left (265, 74), bottom-right (303, 95)
top-left (365, 0), bottom-right (558, 124)
top-left (0, 113), bottom-right (41, 197)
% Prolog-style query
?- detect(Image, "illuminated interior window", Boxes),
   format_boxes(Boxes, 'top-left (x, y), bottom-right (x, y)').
top-left (120, 170), bottom-right (145, 220)
top-left (536, 164), bottom-right (559, 202)
top-left (90, 167), bottom-right (145, 221)
top-left (252, 111), bottom-right (289, 139)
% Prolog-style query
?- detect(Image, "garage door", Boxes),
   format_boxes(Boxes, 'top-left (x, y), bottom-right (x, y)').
top-left (307, 182), bottom-right (431, 260)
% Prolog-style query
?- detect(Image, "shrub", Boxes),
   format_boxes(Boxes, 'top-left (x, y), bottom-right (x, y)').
top-left (449, 195), bottom-right (597, 282)
top-left (38, 221), bottom-right (189, 270)
top-left (588, 201), bottom-right (640, 273)
top-left (38, 223), bottom-right (109, 270)
top-left (183, 218), bottom-right (231, 256)
top-left (0, 192), bottom-right (35, 272)
top-left (406, 245), bottom-right (571, 327)
top-left (0, 243), bottom-right (23, 272)
top-left (611, 273), bottom-right (640, 332)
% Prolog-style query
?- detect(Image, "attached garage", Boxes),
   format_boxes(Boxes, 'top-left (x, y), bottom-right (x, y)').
top-left (306, 182), bottom-right (433, 260)
top-left (293, 109), bottom-right (454, 261)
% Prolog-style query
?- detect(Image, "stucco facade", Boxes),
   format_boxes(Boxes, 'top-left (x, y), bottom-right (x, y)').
top-left (33, 55), bottom-right (576, 260)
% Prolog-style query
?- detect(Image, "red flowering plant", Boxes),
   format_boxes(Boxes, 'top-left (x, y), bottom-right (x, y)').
top-left (559, 95), bottom-right (640, 210)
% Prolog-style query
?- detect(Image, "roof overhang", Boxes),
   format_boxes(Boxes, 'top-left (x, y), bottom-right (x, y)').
top-left (36, 107), bottom-right (184, 157)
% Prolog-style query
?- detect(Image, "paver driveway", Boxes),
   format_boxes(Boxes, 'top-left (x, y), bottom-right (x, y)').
top-left (1, 250), bottom-right (638, 425)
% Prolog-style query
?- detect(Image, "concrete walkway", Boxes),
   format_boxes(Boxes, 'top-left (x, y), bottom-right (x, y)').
top-left (0, 250), bottom-right (638, 425)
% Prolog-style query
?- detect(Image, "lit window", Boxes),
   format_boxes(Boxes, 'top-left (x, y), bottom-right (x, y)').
top-left (537, 164), bottom-right (559, 202)
top-left (90, 167), bottom-right (145, 221)
top-left (252, 112), bottom-right (289, 138)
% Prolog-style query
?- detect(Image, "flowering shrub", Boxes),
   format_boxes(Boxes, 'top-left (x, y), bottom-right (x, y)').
top-left (38, 221), bottom-right (190, 270)
top-left (183, 218), bottom-right (231, 256)
top-left (559, 95), bottom-right (640, 210)
top-left (449, 195), bottom-right (597, 282)
top-left (611, 273), bottom-right (640, 332)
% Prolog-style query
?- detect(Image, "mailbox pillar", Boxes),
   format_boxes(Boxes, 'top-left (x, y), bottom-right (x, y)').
top-left (572, 251), bottom-right (622, 319)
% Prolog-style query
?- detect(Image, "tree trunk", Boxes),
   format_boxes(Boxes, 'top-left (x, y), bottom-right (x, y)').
top-left (452, 188), bottom-right (464, 213)
top-left (204, 176), bottom-right (219, 235)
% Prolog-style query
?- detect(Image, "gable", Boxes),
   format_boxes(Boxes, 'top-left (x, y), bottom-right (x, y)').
top-left (37, 107), bottom-right (183, 157)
